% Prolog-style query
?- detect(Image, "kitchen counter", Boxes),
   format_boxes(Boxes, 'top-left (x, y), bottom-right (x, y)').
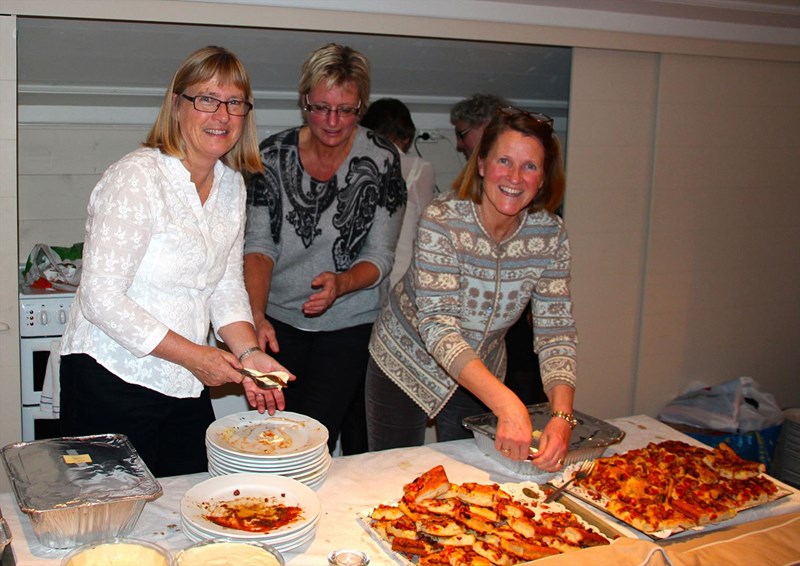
top-left (2, 415), bottom-right (799, 565)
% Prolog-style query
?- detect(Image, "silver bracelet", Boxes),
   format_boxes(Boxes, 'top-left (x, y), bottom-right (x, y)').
top-left (237, 346), bottom-right (261, 363)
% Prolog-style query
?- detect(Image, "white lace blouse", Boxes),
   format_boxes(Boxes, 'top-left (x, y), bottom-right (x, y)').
top-left (60, 148), bottom-right (254, 398)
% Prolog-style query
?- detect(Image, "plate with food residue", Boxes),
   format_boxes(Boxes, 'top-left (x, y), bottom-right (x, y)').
top-left (180, 472), bottom-right (321, 547)
top-left (207, 411), bottom-right (328, 459)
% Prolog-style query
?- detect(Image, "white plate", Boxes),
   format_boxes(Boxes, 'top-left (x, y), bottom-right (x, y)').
top-left (207, 411), bottom-right (328, 459)
top-left (181, 472), bottom-right (321, 540)
top-left (206, 443), bottom-right (329, 471)
top-left (182, 515), bottom-right (319, 553)
top-left (208, 450), bottom-right (331, 476)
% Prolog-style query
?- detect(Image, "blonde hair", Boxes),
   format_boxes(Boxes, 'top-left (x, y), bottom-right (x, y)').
top-left (454, 110), bottom-right (566, 213)
top-left (144, 46), bottom-right (262, 174)
top-left (298, 43), bottom-right (371, 117)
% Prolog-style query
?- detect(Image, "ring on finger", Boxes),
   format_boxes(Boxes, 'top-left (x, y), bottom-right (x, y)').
top-left (500, 448), bottom-right (511, 454)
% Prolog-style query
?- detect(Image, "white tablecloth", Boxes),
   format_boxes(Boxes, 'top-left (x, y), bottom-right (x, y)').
top-left (2, 415), bottom-right (798, 565)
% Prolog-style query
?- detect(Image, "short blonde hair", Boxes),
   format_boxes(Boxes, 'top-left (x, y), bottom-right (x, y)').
top-left (144, 46), bottom-right (262, 174)
top-left (454, 109), bottom-right (566, 213)
top-left (298, 43), bottom-right (371, 118)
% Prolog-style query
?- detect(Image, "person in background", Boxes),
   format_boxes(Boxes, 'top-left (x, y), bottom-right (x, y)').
top-left (452, 92), bottom-right (545, 406)
top-left (360, 98), bottom-right (437, 287)
top-left (244, 43), bottom-right (406, 455)
top-left (59, 46), bottom-right (293, 477)
top-left (450, 93), bottom-right (510, 159)
top-left (367, 107), bottom-right (576, 472)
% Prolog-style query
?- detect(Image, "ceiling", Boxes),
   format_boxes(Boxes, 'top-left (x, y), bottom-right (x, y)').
top-left (16, 17), bottom-right (573, 117)
top-left (14, 1), bottom-right (800, 121)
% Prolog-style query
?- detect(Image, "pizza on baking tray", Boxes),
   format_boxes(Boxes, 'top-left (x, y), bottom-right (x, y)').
top-left (368, 465), bottom-right (610, 565)
top-left (571, 440), bottom-right (780, 534)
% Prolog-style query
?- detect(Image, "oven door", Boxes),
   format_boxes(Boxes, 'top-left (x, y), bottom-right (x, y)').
top-left (19, 336), bottom-right (61, 406)
top-left (21, 406), bottom-right (60, 441)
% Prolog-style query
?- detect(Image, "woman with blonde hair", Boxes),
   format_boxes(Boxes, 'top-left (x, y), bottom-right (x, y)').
top-left (244, 43), bottom-right (406, 455)
top-left (60, 46), bottom-right (293, 477)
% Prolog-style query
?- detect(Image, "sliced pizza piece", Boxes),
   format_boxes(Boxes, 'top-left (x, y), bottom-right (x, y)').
top-left (703, 442), bottom-right (766, 480)
top-left (403, 465), bottom-right (452, 504)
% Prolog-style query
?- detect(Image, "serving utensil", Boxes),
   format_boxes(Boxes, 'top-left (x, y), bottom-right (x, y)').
top-left (544, 459), bottom-right (595, 504)
top-left (238, 368), bottom-right (288, 390)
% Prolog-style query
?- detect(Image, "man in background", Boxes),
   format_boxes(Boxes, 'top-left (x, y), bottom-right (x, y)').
top-left (449, 93), bottom-right (509, 159)
top-left (450, 92), bottom-right (545, 406)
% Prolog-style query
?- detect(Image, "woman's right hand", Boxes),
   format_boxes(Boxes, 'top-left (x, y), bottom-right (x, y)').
top-left (185, 344), bottom-right (245, 387)
top-left (493, 399), bottom-right (534, 461)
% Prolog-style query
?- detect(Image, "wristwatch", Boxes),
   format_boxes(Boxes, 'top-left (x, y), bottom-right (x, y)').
top-left (551, 410), bottom-right (578, 429)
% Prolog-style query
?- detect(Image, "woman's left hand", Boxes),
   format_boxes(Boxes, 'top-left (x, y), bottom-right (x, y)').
top-left (302, 272), bottom-right (339, 316)
top-left (530, 416), bottom-right (572, 472)
top-left (241, 351), bottom-right (295, 415)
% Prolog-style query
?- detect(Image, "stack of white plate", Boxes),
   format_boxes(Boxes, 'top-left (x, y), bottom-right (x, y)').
top-left (180, 473), bottom-right (321, 553)
top-left (774, 408), bottom-right (800, 488)
top-left (205, 410), bottom-right (331, 490)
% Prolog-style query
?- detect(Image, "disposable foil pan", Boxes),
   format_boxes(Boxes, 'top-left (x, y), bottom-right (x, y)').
top-left (462, 403), bottom-right (625, 476)
top-left (1, 434), bottom-right (162, 549)
top-left (0, 510), bottom-right (11, 556)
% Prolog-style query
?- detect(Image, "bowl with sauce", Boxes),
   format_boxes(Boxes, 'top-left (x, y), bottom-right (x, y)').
top-left (60, 538), bottom-right (171, 566)
top-left (175, 539), bottom-right (284, 566)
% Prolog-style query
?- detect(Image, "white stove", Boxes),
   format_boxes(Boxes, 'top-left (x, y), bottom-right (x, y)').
top-left (18, 287), bottom-right (76, 440)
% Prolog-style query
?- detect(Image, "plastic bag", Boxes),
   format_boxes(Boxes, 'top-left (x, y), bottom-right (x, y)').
top-left (21, 243), bottom-right (83, 292)
top-left (658, 376), bottom-right (784, 433)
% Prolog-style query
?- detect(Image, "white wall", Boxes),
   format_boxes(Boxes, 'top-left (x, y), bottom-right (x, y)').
top-left (16, 121), bottom-right (463, 264)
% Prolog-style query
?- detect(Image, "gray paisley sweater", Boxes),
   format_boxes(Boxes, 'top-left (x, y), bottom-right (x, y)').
top-left (369, 197), bottom-right (577, 417)
top-left (244, 126), bottom-right (406, 331)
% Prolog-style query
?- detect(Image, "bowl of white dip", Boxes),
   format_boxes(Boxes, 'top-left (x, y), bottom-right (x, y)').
top-left (175, 539), bottom-right (284, 566)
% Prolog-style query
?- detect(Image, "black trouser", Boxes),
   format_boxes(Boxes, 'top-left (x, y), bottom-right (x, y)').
top-left (59, 353), bottom-right (216, 477)
top-left (503, 305), bottom-right (546, 405)
top-left (366, 356), bottom-right (489, 451)
top-left (267, 317), bottom-right (371, 455)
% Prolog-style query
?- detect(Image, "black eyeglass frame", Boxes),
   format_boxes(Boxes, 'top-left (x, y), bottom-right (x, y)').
top-left (456, 125), bottom-right (474, 140)
top-left (301, 95), bottom-right (362, 118)
top-left (180, 93), bottom-right (253, 116)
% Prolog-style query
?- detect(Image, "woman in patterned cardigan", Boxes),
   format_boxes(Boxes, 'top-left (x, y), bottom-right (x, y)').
top-left (367, 107), bottom-right (577, 472)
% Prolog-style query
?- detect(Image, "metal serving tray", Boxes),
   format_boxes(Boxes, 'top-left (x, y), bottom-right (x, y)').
top-left (462, 403), bottom-right (625, 476)
top-left (1, 434), bottom-right (162, 549)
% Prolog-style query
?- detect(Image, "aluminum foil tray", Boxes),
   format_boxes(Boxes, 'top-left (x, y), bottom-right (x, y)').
top-left (462, 403), bottom-right (625, 476)
top-left (0, 434), bottom-right (162, 549)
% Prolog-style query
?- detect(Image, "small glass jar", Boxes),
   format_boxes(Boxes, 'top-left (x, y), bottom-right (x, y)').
top-left (327, 548), bottom-right (370, 565)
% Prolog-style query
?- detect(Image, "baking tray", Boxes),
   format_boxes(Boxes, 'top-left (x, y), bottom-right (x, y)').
top-left (462, 403), bottom-right (625, 476)
top-left (553, 462), bottom-right (794, 540)
top-left (357, 480), bottom-right (618, 565)
top-left (1, 434), bottom-right (162, 549)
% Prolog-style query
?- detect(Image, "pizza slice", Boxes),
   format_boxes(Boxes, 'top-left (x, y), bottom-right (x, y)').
top-left (403, 464), bottom-right (451, 505)
top-left (703, 442), bottom-right (766, 479)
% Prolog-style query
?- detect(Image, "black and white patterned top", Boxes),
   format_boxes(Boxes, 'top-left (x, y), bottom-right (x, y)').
top-left (244, 126), bottom-right (406, 331)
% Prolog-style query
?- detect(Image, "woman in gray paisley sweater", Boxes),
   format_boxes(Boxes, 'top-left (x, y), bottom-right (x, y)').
top-left (367, 107), bottom-right (576, 472)
top-left (244, 43), bottom-right (406, 455)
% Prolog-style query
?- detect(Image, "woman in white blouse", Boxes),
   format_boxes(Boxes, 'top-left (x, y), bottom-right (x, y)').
top-left (59, 46), bottom-right (293, 477)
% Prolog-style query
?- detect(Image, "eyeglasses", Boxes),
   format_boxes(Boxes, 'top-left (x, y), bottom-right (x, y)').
top-left (498, 106), bottom-right (554, 127)
top-left (302, 95), bottom-right (361, 118)
top-left (456, 126), bottom-right (474, 141)
top-left (181, 94), bottom-right (253, 116)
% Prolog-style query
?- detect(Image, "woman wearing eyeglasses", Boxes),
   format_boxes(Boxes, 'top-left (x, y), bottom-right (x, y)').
top-left (244, 43), bottom-right (406, 455)
top-left (59, 46), bottom-right (293, 477)
top-left (367, 107), bottom-right (576, 472)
